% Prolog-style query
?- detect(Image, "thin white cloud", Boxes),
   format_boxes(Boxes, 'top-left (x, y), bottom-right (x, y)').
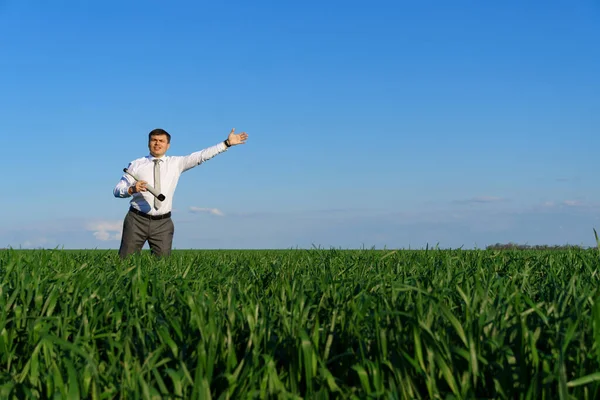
top-left (86, 221), bottom-right (122, 241)
top-left (533, 199), bottom-right (597, 213)
top-left (454, 196), bottom-right (507, 204)
top-left (473, 196), bottom-right (505, 203)
top-left (563, 200), bottom-right (584, 207)
top-left (189, 206), bottom-right (225, 216)
top-left (21, 237), bottom-right (49, 249)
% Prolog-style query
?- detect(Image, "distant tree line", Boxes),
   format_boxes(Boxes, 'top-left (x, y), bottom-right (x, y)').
top-left (485, 242), bottom-right (587, 250)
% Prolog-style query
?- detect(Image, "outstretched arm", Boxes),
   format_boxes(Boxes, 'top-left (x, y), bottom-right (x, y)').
top-left (179, 128), bottom-right (249, 172)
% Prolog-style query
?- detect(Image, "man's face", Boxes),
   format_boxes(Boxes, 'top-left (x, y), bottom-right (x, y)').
top-left (149, 134), bottom-right (170, 157)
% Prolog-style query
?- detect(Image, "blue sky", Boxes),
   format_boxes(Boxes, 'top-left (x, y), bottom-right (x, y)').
top-left (1, 0), bottom-right (598, 249)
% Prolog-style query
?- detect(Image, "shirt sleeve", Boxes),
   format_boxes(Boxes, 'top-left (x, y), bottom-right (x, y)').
top-left (178, 142), bottom-right (228, 173)
top-left (113, 163), bottom-right (136, 198)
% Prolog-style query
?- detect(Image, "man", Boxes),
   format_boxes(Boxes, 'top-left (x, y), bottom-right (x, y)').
top-left (113, 128), bottom-right (248, 258)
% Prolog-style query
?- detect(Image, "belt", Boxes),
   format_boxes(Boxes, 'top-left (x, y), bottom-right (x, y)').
top-left (129, 207), bottom-right (171, 220)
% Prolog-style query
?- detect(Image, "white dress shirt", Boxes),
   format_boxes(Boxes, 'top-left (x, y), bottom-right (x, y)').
top-left (114, 142), bottom-right (228, 215)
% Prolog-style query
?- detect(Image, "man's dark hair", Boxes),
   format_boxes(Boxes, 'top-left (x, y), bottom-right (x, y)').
top-left (149, 128), bottom-right (171, 143)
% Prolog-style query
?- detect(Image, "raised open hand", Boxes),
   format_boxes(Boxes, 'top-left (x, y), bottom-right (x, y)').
top-left (227, 128), bottom-right (249, 146)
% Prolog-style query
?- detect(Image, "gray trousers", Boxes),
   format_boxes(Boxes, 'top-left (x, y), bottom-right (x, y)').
top-left (118, 209), bottom-right (174, 259)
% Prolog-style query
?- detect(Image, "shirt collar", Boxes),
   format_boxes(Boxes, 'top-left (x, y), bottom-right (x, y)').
top-left (147, 155), bottom-right (167, 162)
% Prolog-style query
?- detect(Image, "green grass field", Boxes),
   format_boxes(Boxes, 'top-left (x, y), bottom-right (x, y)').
top-left (1, 247), bottom-right (600, 399)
